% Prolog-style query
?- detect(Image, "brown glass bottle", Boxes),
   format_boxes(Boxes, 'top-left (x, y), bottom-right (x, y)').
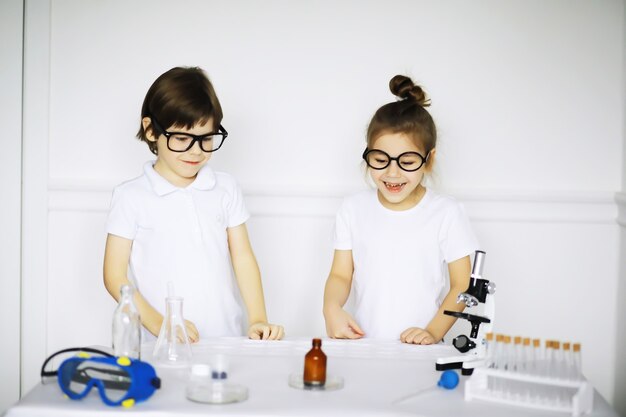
top-left (303, 338), bottom-right (326, 387)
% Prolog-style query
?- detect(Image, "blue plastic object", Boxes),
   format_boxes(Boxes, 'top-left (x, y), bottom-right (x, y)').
top-left (58, 355), bottom-right (160, 407)
top-left (437, 370), bottom-right (459, 389)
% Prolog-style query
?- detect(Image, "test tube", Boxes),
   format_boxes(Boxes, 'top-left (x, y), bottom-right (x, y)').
top-left (522, 337), bottom-right (532, 374)
top-left (513, 336), bottom-right (523, 372)
top-left (493, 334), bottom-right (504, 369)
top-left (492, 334), bottom-right (504, 396)
top-left (572, 343), bottom-right (582, 380)
top-left (502, 335), bottom-right (512, 398)
top-left (553, 340), bottom-right (562, 379)
top-left (484, 332), bottom-right (495, 367)
top-left (532, 338), bottom-right (542, 376)
top-left (502, 335), bottom-right (512, 371)
top-left (484, 332), bottom-right (494, 391)
top-left (562, 342), bottom-right (572, 380)
top-left (552, 341), bottom-right (571, 406)
top-left (544, 340), bottom-right (554, 378)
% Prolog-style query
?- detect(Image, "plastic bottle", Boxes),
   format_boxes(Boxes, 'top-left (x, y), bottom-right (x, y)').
top-left (112, 284), bottom-right (141, 359)
top-left (303, 338), bottom-right (327, 387)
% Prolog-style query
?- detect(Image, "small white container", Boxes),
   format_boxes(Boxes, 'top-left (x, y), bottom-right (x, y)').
top-left (186, 363), bottom-right (248, 404)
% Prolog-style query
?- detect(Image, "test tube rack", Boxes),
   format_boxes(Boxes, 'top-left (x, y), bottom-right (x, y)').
top-left (465, 367), bottom-right (593, 417)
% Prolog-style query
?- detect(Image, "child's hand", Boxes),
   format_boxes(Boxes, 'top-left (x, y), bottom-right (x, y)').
top-left (184, 320), bottom-right (199, 343)
top-left (248, 322), bottom-right (284, 340)
top-left (400, 327), bottom-right (436, 345)
top-left (324, 307), bottom-right (365, 339)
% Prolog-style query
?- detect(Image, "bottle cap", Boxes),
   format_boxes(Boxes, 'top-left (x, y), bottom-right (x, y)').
top-left (210, 354), bottom-right (229, 379)
top-left (191, 363), bottom-right (211, 377)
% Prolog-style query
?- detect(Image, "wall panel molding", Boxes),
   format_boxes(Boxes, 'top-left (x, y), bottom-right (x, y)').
top-left (49, 180), bottom-right (619, 224)
top-left (22, 0), bottom-right (51, 396)
top-left (616, 192), bottom-right (626, 227)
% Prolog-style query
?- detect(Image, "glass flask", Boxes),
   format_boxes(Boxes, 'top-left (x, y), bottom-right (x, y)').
top-left (112, 284), bottom-right (141, 359)
top-left (152, 296), bottom-right (192, 367)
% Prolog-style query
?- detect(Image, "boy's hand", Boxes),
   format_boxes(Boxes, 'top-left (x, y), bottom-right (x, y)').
top-left (324, 306), bottom-right (365, 339)
top-left (184, 320), bottom-right (199, 343)
top-left (400, 327), bottom-right (437, 345)
top-left (248, 322), bottom-right (284, 340)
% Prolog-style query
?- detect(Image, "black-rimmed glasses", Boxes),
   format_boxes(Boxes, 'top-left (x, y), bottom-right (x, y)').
top-left (362, 148), bottom-right (428, 172)
top-left (150, 117), bottom-right (228, 153)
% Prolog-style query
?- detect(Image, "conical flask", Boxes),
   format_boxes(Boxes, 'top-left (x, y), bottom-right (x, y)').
top-left (152, 296), bottom-right (192, 367)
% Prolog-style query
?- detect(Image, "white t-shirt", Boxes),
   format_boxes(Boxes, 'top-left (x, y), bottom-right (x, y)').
top-left (106, 162), bottom-right (249, 339)
top-left (334, 188), bottom-right (479, 339)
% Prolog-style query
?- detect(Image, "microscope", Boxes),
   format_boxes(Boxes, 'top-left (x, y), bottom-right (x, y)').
top-left (436, 250), bottom-right (495, 375)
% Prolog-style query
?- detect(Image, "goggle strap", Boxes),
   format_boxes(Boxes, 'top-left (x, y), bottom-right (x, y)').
top-left (40, 347), bottom-right (114, 380)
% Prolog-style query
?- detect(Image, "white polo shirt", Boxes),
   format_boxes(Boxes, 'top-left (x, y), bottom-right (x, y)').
top-left (106, 162), bottom-right (249, 339)
top-left (334, 188), bottom-right (479, 339)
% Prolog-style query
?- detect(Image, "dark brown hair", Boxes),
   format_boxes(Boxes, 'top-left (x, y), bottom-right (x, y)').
top-left (366, 75), bottom-right (436, 158)
top-left (137, 67), bottom-right (223, 155)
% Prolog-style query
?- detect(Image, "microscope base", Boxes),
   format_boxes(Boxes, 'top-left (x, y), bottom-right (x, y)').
top-left (435, 361), bottom-right (463, 371)
top-left (436, 355), bottom-right (485, 374)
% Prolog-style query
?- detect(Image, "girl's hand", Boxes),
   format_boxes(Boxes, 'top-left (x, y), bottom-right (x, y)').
top-left (324, 306), bottom-right (365, 339)
top-left (400, 327), bottom-right (437, 345)
top-left (183, 320), bottom-right (200, 343)
top-left (248, 322), bottom-right (284, 340)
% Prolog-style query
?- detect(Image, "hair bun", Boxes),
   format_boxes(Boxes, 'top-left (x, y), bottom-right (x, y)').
top-left (389, 75), bottom-right (430, 107)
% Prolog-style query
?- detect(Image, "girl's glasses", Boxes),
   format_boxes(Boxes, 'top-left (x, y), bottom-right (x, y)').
top-left (151, 117), bottom-right (228, 153)
top-left (362, 148), bottom-right (427, 172)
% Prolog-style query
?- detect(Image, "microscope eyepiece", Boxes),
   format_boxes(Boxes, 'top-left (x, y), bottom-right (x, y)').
top-left (470, 250), bottom-right (486, 279)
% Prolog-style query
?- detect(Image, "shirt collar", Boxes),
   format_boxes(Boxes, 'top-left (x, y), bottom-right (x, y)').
top-left (144, 161), bottom-right (217, 196)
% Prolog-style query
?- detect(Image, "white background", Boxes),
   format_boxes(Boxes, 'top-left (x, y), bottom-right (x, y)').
top-left (1, 0), bottom-right (625, 414)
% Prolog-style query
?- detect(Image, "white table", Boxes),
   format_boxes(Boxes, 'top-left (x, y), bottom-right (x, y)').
top-left (5, 338), bottom-right (620, 417)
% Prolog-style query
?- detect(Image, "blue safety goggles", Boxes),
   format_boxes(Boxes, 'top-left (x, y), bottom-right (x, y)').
top-left (41, 347), bottom-right (161, 407)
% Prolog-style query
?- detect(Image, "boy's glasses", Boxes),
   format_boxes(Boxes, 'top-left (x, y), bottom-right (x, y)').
top-left (151, 117), bottom-right (228, 153)
top-left (362, 148), bottom-right (428, 172)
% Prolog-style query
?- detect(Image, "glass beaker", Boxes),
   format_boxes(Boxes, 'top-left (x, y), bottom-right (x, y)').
top-left (152, 296), bottom-right (193, 367)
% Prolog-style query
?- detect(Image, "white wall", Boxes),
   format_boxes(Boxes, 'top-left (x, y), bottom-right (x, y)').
top-left (0, 0), bottom-right (23, 413)
top-left (615, 2), bottom-right (626, 415)
top-left (19, 0), bottom-right (624, 410)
